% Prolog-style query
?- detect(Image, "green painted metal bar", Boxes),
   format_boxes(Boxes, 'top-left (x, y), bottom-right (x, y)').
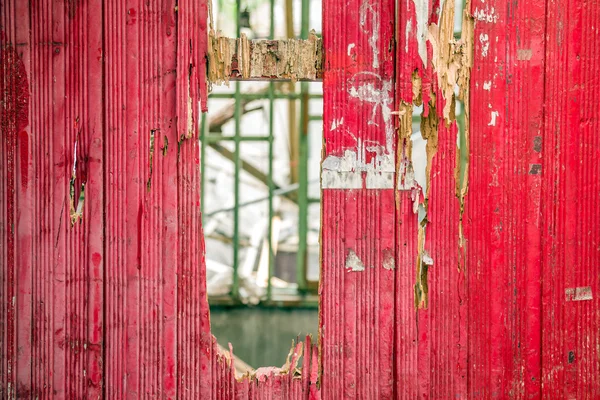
top-left (231, 0), bottom-right (242, 299)
top-left (267, 0), bottom-right (276, 301)
top-left (296, 0), bottom-right (311, 292)
top-left (205, 135), bottom-right (270, 143)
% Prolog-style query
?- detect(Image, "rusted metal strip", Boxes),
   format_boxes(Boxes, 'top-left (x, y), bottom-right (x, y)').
top-left (207, 33), bottom-right (323, 83)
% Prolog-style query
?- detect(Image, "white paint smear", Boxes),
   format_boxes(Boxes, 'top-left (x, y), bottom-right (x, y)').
top-left (360, 0), bottom-right (380, 69)
top-left (488, 111), bottom-right (499, 126)
top-left (483, 81), bottom-right (492, 91)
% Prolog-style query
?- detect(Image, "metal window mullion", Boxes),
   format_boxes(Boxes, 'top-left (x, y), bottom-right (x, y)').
top-left (201, 114), bottom-right (207, 217)
top-left (267, 0), bottom-right (276, 301)
top-left (296, 0), bottom-right (312, 292)
top-left (231, 0), bottom-right (242, 300)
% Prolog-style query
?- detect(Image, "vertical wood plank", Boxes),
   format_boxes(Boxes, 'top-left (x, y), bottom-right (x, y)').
top-left (321, 0), bottom-right (396, 398)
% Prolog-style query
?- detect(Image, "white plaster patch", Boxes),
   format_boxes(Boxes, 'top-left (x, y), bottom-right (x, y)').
top-left (565, 286), bottom-right (593, 302)
top-left (479, 33), bottom-right (490, 57)
top-left (346, 249), bottom-right (365, 272)
top-left (412, 0), bottom-right (429, 66)
top-left (483, 80), bottom-right (492, 91)
top-left (488, 111), bottom-right (499, 126)
top-left (322, 71), bottom-right (395, 189)
top-left (322, 148), bottom-right (395, 189)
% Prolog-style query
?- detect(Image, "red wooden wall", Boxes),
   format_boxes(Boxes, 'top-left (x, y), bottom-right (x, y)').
top-left (1, 0), bottom-right (599, 399)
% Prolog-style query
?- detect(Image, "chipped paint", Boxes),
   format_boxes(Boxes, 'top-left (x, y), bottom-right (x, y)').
top-left (347, 43), bottom-right (356, 56)
top-left (322, 72), bottom-right (395, 189)
top-left (479, 33), bottom-right (490, 57)
top-left (330, 117), bottom-right (344, 131)
top-left (383, 253), bottom-right (395, 270)
top-left (565, 287), bottom-right (593, 302)
top-left (488, 110), bottom-right (499, 126)
top-left (472, 5), bottom-right (500, 23)
top-left (517, 49), bottom-right (533, 60)
top-left (346, 249), bottom-right (366, 271)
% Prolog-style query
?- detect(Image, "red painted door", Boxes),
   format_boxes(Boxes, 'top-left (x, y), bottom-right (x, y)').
top-left (2, 0), bottom-right (599, 398)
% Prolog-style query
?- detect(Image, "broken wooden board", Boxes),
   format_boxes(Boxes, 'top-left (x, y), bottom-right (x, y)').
top-left (208, 34), bottom-right (323, 83)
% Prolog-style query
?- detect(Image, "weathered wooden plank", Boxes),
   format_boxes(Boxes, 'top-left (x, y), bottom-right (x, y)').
top-left (320, 0), bottom-right (396, 398)
top-left (541, 0), bottom-right (600, 397)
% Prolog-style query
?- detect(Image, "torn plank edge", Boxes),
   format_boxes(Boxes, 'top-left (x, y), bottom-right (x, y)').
top-left (215, 335), bottom-right (318, 388)
top-left (69, 138), bottom-right (85, 225)
top-left (207, 32), bottom-right (324, 84)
